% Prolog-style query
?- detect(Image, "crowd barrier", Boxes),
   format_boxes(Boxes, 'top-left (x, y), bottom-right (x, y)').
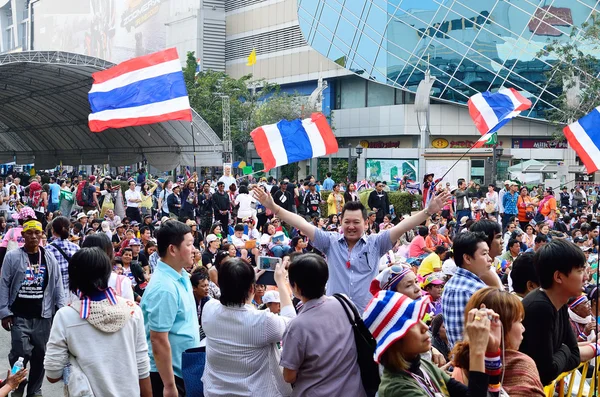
top-left (544, 361), bottom-right (592, 397)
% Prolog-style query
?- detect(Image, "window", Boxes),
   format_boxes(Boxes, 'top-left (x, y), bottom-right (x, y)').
top-left (395, 89), bottom-right (416, 105)
top-left (339, 77), bottom-right (366, 109)
top-left (471, 159), bottom-right (485, 185)
top-left (367, 81), bottom-right (394, 107)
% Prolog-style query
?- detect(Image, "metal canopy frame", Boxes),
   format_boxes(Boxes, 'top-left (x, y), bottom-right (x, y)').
top-left (0, 51), bottom-right (223, 170)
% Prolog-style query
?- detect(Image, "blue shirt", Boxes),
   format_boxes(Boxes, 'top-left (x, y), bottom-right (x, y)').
top-left (503, 191), bottom-right (519, 215)
top-left (49, 183), bottom-right (60, 203)
top-left (311, 228), bottom-right (393, 312)
top-left (141, 260), bottom-right (200, 378)
top-left (441, 267), bottom-right (487, 347)
top-left (322, 178), bottom-right (334, 191)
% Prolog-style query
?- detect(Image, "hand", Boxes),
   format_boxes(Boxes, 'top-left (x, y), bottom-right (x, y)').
top-left (431, 347), bottom-right (447, 367)
top-left (1, 316), bottom-right (13, 331)
top-left (585, 322), bottom-right (595, 334)
top-left (252, 187), bottom-right (276, 210)
top-left (427, 191), bottom-right (452, 214)
top-left (465, 305), bottom-right (500, 354)
top-left (254, 268), bottom-right (266, 281)
top-left (163, 384), bottom-right (178, 397)
top-left (274, 261), bottom-right (288, 286)
top-left (5, 368), bottom-right (27, 390)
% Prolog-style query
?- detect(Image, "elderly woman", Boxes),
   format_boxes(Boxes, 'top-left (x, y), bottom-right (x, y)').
top-left (202, 258), bottom-right (296, 396)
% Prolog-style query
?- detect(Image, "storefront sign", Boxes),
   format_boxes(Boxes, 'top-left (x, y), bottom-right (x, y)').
top-left (431, 138), bottom-right (449, 149)
top-left (449, 140), bottom-right (503, 148)
top-left (511, 139), bottom-right (568, 149)
top-left (359, 140), bottom-right (402, 149)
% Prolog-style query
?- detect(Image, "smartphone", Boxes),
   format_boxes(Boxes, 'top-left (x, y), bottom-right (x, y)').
top-left (258, 256), bottom-right (281, 271)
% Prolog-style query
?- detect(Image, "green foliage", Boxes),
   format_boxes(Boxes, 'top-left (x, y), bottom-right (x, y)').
top-left (537, 18), bottom-right (600, 138)
top-left (319, 189), bottom-right (422, 217)
top-left (316, 158), bottom-right (357, 183)
top-left (183, 52), bottom-right (318, 161)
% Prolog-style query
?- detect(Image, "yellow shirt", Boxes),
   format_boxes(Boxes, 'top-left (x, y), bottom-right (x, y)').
top-left (418, 253), bottom-right (442, 277)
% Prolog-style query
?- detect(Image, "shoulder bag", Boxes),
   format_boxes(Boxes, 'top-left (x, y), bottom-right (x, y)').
top-left (333, 293), bottom-right (380, 396)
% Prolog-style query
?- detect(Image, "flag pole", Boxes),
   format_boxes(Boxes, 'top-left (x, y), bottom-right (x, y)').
top-left (191, 122), bottom-right (197, 173)
top-left (437, 143), bottom-right (478, 182)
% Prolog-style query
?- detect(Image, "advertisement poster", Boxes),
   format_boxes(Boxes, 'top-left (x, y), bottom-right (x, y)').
top-left (366, 159), bottom-right (418, 182)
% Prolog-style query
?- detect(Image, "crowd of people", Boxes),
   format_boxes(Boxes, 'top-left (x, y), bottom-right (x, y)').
top-left (0, 166), bottom-right (599, 397)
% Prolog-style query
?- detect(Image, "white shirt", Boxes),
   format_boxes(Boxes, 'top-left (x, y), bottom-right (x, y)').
top-left (218, 175), bottom-right (237, 189)
top-left (108, 272), bottom-right (134, 301)
top-left (125, 189), bottom-right (142, 208)
top-left (235, 193), bottom-right (256, 219)
top-left (201, 300), bottom-right (296, 396)
top-left (159, 188), bottom-right (172, 213)
top-left (230, 234), bottom-right (249, 248)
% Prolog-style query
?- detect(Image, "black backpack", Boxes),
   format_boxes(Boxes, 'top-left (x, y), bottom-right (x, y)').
top-left (333, 294), bottom-right (380, 396)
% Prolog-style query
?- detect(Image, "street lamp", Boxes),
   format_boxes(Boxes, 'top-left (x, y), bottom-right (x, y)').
top-left (491, 144), bottom-right (504, 184)
top-left (347, 143), bottom-right (364, 183)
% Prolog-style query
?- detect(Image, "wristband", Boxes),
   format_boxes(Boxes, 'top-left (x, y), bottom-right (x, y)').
top-left (590, 343), bottom-right (600, 357)
top-left (485, 349), bottom-right (502, 375)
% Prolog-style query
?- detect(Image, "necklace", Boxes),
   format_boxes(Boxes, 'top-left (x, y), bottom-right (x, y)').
top-left (404, 369), bottom-right (443, 397)
top-left (24, 248), bottom-right (43, 280)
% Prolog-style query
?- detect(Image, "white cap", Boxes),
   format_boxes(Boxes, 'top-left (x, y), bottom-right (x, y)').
top-left (442, 259), bottom-right (457, 276)
top-left (206, 234), bottom-right (219, 244)
top-left (263, 291), bottom-right (280, 304)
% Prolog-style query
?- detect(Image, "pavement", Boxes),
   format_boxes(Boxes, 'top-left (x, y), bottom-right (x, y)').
top-left (0, 327), bottom-right (62, 397)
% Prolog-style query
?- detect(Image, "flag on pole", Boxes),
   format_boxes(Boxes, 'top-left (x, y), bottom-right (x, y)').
top-left (247, 49), bottom-right (257, 66)
top-left (468, 88), bottom-right (532, 148)
top-left (563, 107), bottom-right (600, 173)
top-left (185, 166), bottom-right (191, 180)
top-left (88, 48), bottom-right (192, 132)
top-left (250, 113), bottom-right (338, 172)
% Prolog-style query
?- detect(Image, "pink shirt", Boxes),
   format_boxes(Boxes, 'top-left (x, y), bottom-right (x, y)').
top-left (408, 235), bottom-right (427, 258)
top-left (0, 226), bottom-right (24, 248)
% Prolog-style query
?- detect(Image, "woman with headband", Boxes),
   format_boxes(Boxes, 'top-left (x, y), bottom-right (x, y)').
top-left (568, 294), bottom-right (595, 343)
top-left (370, 264), bottom-right (421, 300)
top-left (363, 290), bottom-right (502, 396)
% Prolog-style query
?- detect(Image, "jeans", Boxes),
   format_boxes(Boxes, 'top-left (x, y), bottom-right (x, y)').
top-left (10, 317), bottom-right (52, 396)
top-left (503, 213), bottom-right (517, 229)
top-left (47, 202), bottom-right (58, 213)
top-left (271, 245), bottom-right (292, 258)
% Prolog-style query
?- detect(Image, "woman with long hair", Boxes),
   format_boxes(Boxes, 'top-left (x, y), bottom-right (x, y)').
top-left (44, 247), bottom-right (151, 396)
top-left (157, 179), bottom-right (173, 218)
top-left (344, 183), bottom-right (359, 203)
top-left (139, 180), bottom-right (158, 217)
top-left (451, 287), bottom-right (545, 396)
top-left (98, 178), bottom-right (117, 219)
top-left (522, 224), bottom-right (536, 249)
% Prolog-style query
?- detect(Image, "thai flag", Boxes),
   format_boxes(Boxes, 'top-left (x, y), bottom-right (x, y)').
top-left (468, 88), bottom-right (532, 148)
top-left (564, 107), bottom-right (600, 173)
top-left (88, 48), bottom-right (192, 132)
top-left (185, 166), bottom-right (191, 179)
top-left (250, 113), bottom-right (338, 171)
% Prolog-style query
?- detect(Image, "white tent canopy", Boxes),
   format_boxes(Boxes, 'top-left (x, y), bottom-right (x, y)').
top-left (0, 51), bottom-right (223, 171)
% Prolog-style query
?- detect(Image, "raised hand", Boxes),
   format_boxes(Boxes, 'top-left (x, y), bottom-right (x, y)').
top-left (427, 191), bottom-right (452, 214)
top-left (252, 187), bottom-right (276, 210)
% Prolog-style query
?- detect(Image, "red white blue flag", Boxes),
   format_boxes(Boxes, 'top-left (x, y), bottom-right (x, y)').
top-left (564, 108), bottom-right (600, 174)
top-left (88, 48), bottom-right (192, 132)
top-left (250, 113), bottom-right (338, 171)
top-left (468, 88), bottom-right (532, 148)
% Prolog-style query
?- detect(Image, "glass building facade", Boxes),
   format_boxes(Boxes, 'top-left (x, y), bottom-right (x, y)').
top-left (297, 0), bottom-right (600, 119)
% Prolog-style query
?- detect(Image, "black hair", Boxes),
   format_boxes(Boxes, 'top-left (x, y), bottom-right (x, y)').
top-left (453, 231), bottom-right (488, 267)
top-left (417, 226), bottom-right (429, 237)
top-left (511, 252), bottom-right (539, 294)
top-left (288, 253), bottom-right (328, 300)
top-left (73, 222), bottom-right (83, 232)
top-left (156, 220), bottom-right (191, 258)
top-left (217, 181), bottom-right (225, 186)
top-left (326, 172), bottom-right (332, 177)
top-left (238, 185), bottom-right (249, 194)
top-left (218, 258), bottom-right (256, 307)
top-left (140, 226), bottom-right (151, 235)
top-left (52, 216), bottom-right (71, 240)
top-left (68, 247), bottom-right (111, 296)
top-left (82, 233), bottom-right (114, 262)
top-left (457, 178), bottom-right (466, 186)
top-left (291, 236), bottom-right (303, 249)
top-left (341, 200), bottom-right (367, 220)
top-left (507, 238), bottom-right (520, 250)
top-left (234, 223), bottom-right (245, 232)
top-left (434, 245), bottom-right (447, 255)
top-left (190, 269), bottom-right (209, 287)
top-left (214, 250), bottom-right (231, 271)
top-left (469, 220), bottom-right (502, 248)
top-left (534, 239), bottom-right (586, 289)
top-left (534, 235), bottom-right (548, 244)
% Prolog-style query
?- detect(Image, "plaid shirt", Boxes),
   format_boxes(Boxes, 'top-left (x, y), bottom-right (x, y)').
top-left (442, 267), bottom-right (486, 347)
top-left (46, 238), bottom-right (80, 293)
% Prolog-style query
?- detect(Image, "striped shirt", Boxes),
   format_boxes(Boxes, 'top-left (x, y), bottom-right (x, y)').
top-left (46, 238), bottom-right (80, 293)
top-left (201, 300), bottom-right (296, 396)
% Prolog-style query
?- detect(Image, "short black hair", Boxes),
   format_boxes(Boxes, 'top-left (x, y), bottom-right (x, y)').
top-left (434, 245), bottom-right (447, 255)
top-left (453, 231), bottom-right (488, 267)
top-left (511, 252), bottom-right (539, 294)
top-left (238, 185), bottom-right (249, 194)
top-left (534, 239), bottom-right (586, 289)
top-left (68, 247), bottom-right (111, 296)
top-left (470, 220), bottom-right (501, 248)
top-left (140, 226), bottom-right (151, 235)
top-left (217, 181), bottom-right (225, 186)
top-left (156, 220), bottom-right (191, 258)
top-left (82, 233), bottom-right (114, 262)
top-left (288, 253), bottom-right (328, 300)
top-left (234, 223), bottom-right (244, 232)
top-left (417, 226), bottom-right (428, 237)
top-left (218, 258), bottom-right (256, 306)
top-left (326, 172), bottom-right (332, 177)
top-left (341, 200), bottom-right (367, 220)
top-left (190, 269), bottom-right (209, 287)
top-left (534, 235), bottom-right (548, 244)
top-left (507, 238), bottom-right (520, 250)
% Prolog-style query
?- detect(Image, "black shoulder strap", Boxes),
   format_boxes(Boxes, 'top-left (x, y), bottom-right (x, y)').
top-left (51, 242), bottom-right (71, 262)
top-left (332, 293), bottom-right (358, 326)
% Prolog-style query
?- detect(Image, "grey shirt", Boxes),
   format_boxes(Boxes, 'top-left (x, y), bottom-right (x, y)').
top-left (311, 229), bottom-right (393, 312)
top-left (280, 296), bottom-right (366, 397)
top-left (0, 247), bottom-right (65, 319)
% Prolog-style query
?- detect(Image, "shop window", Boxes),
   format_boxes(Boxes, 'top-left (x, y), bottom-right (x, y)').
top-left (367, 81), bottom-right (394, 107)
top-left (339, 77), bottom-right (367, 109)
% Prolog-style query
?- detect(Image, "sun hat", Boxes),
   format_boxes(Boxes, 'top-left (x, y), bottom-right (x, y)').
top-left (76, 212), bottom-right (88, 221)
top-left (459, 216), bottom-right (469, 226)
top-left (101, 221), bottom-right (111, 232)
top-left (115, 223), bottom-right (124, 229)
top-left (12, 206), bottom-right (36, 220)
top-left (206, 234), bottom-right (219, 244)
top-left (504, 180), bottom-right (511, 185)
top-left (185, 219), bottom-right (196, 227)
top-left (263, 291), bottom-right (280, 304)
top-left (369, 265), bottom-right (413, 296)
top-left (362, 291), bottom-right (431, 363)
top-left (421, 273), bottom-right (445, 289)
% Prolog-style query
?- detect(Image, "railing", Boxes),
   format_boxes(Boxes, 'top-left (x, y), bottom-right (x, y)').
top-left (544, 361), bottom-right (591, 397)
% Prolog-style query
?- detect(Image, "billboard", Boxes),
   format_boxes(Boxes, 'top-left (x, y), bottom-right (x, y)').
top-left (366, 159), bottom-right (418, 182)
top-left (32, 0), bottom-right (174, 63)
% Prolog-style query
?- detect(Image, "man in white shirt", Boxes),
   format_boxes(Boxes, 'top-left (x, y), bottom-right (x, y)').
top-left (230, 224), bottom-right (259, 261)
top-left (218, 166), bottom-right (237, 190)
top-left (125, 180), bottom-right (142, 223)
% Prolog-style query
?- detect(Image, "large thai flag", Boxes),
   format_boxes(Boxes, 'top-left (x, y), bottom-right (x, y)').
top-left (88, 48), bottom-right (192, 132)
top-left (250, 113), bottom-right (338, 171)
top-left (564, 108), bottom-right (600, 174)
top-left (468, 88), bottom-right (531, 148)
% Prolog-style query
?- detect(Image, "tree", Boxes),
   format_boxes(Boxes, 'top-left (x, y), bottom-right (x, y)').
top-left (182, 52), bottom-right (319, 162)
top-left (538, 18), bottom-right (600, 135)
